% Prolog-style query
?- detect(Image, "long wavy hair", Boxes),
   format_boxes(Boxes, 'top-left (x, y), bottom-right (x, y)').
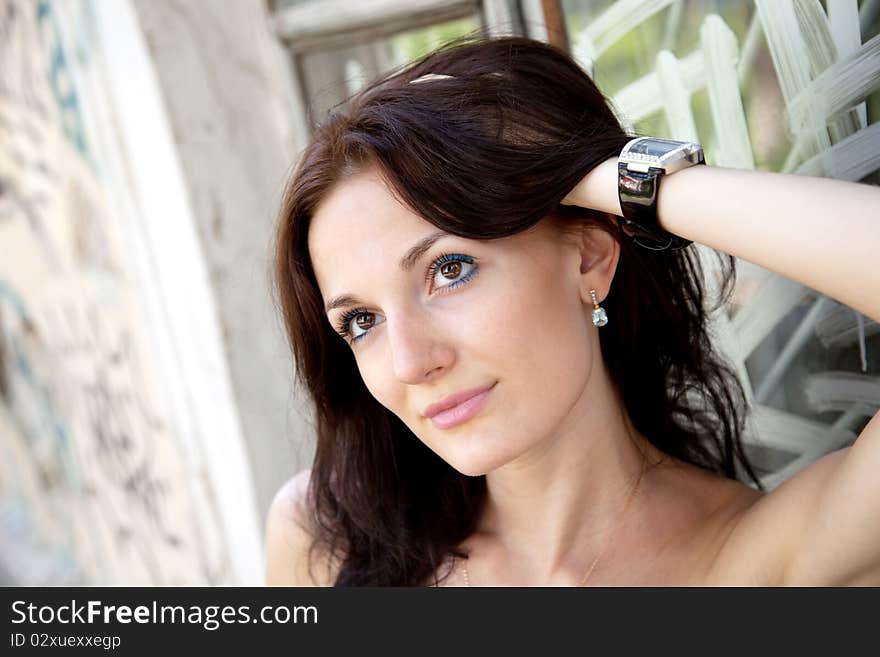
top-left (273, 34), bottom-right (763, 586)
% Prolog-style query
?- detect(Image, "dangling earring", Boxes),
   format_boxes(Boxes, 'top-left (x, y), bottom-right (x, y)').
top-left (590, 289), bottom-right (608, 327)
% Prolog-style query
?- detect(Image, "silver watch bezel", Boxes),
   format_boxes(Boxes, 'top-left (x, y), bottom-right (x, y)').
top-left (618, 137), bottom-right (704, 174)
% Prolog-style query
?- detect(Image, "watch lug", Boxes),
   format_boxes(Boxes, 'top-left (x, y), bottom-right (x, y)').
top-left (626, 162), bottom-right (653, 173)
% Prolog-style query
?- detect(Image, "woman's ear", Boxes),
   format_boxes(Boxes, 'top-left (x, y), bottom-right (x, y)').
top-left (576, 221), bottom-right (620, 306)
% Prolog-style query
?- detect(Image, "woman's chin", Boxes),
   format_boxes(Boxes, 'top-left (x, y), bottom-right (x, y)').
top-left (450, 462), bottom-right (493, 477)
top-left (445, 443), bottom-right (518, 477)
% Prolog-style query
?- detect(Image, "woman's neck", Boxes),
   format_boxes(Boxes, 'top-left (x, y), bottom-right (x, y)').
top-left (476, 362), bottom-right (668, 583)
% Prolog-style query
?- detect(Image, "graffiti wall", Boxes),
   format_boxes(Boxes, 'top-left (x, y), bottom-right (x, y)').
top-left (0, 0), bottom-right (247, 584)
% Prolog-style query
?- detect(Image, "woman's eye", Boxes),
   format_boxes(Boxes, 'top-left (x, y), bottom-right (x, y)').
top-left (348, 311), bottom-right (384, 341)
top-left (430, 254), bottom-right (478, 291)
top-left (335, 307), bottom-right (385, 344)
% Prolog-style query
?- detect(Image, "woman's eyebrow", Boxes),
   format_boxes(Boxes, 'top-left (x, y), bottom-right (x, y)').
top-left (324, 230), bottom-right (450, 314)
top-left (398, 230), bottom-right (448, 272)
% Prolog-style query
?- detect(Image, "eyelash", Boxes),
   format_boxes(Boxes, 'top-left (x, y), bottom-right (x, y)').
top-left (334, 252), bottom-right (479, 344)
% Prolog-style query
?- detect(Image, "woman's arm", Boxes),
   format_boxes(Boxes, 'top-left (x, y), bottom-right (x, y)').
top-left (564, 157), bottom-right (880, 585)
top-left (563, 156), bottom-right (880, 324)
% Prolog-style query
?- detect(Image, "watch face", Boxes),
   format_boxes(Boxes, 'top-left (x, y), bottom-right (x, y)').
top-left (627, 138), bottom-right (685, 158)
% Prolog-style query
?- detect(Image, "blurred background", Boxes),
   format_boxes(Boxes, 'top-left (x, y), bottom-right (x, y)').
top-left (1, 0), bottom-right (878, 585)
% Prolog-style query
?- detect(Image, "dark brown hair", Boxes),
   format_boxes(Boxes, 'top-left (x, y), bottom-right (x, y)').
top-left (273, 34), bottom-right (763, 586)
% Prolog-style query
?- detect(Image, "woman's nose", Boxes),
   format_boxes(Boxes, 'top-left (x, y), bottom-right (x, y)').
top-left (386, 313), bottom-right (454, 385)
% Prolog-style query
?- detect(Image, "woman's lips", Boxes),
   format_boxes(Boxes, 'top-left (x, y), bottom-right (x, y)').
top-left (428, 384), bottom-right (495, 430)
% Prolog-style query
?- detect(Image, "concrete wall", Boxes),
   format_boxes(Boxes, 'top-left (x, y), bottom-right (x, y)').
top-left (131, 0), bottom-right (315, 524)
top-left (0, 0), bottom-right (261, 584)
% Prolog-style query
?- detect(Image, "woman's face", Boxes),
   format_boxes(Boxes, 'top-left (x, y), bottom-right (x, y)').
top-left (308, 169), bottom-right (615, 476)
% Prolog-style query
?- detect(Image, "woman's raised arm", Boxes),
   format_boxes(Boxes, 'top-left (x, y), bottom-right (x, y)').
top-left (564, 156), bottom-right (880, 325)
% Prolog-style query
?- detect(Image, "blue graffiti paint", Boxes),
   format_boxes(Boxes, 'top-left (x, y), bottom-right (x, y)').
top-left (0, 278), bottom-right (92, 579)
top-left (36, 0), bottom-right (88, 158)
top-left (0, 280), bottom-right (71, 454)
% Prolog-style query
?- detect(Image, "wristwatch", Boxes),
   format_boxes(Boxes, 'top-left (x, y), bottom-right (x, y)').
top-left (617, 136), bottom-right (705, 251)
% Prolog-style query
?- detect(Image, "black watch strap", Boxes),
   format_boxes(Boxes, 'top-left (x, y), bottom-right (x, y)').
top-left (617, 163), bottom-right (694, 251)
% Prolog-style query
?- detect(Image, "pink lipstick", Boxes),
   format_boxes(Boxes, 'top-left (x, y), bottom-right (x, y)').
top-left (423, 383), bottom-right (496, 430)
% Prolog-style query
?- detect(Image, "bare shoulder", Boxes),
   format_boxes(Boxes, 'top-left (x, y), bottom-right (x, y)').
top-left (643, 458), bottom-right (767, 584)
top-left (264, 468), bottom-right (339, 586)
top-left (641, 440), bottom-right (880, 586)
top-left (696, 473), bottom-right (770, 585)
top-left (707, 447), bottom-right (858, 585)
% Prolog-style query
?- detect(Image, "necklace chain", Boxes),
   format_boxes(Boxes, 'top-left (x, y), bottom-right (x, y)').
top-left (461, 463), bottom-right (646, 587)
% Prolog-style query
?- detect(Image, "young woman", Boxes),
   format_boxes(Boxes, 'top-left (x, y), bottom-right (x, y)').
top-left (266, 36), bottom-right (880, 586)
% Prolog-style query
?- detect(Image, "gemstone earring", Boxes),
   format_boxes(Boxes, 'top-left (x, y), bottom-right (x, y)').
top-left (590, 289), bottom-right (608, 327)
